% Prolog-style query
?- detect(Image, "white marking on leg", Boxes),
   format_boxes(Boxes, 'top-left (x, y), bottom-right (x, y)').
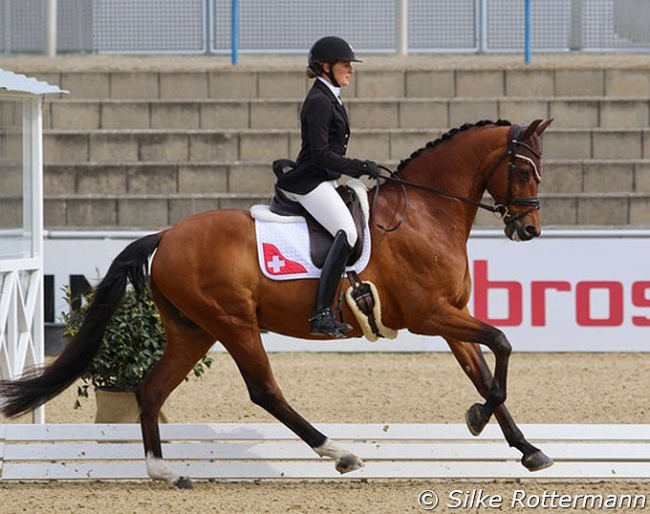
top-left (145, 452), bottom-right (182, 485)
top-left (313, 439), bottom-right (365, 473)
top-left (314, 439), bottom-right (347, 460)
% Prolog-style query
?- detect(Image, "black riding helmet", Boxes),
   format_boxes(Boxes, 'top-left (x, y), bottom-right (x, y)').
top-left (307, 36), bottom-right (361, 87)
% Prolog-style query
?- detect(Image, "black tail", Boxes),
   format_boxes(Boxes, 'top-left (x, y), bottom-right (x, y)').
top-left (0, 232), bottom-right (163, 418)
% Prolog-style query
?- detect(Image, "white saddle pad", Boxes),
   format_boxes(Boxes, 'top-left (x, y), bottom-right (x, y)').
top-left (251, 181), bottom-right (372, 281)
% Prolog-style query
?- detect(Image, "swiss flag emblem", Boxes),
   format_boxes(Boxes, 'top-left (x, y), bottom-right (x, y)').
top-left (262, 243), bottom-right (307, 275)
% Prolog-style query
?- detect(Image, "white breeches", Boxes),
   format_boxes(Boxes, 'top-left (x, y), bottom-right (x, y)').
top-left (281, 180), bottom-right (358, 246)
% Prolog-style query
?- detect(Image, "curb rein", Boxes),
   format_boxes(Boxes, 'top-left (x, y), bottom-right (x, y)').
top-left (370, 127), bottom-right (542, 232)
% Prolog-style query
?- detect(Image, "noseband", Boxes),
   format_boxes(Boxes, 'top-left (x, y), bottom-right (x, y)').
top-left (373, 124), bottom-right (542, 232)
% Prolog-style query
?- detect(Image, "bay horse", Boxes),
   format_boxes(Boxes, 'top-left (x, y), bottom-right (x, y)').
top-left (0, 119), bottom-right (553, 488)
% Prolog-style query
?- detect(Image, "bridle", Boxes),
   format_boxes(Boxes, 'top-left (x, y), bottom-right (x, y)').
top-left (371, 125), bottom-right (542, 232)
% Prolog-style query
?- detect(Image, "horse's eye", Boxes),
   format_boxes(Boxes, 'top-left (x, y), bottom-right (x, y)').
top-left (519, 169), bottom-right (531, 181)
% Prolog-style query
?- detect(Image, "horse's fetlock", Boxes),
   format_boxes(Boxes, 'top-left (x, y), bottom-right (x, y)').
top-left (490, 387), bottom-right (506, 406)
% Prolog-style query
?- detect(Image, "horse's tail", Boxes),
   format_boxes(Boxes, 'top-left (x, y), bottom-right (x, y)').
top-left (0, 232), bottom-right (163, 418)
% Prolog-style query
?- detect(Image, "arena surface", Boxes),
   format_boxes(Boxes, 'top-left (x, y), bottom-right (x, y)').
top-left (2, 351), bottom-right (649, 513)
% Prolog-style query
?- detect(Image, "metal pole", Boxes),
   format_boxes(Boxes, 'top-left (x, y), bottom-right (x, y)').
top-left (569, 0), bottom-right (583, 51)
top-left (477, 0), bottom-right (487, 53)
top-left (231, 0), bottom-right (238, 65)
top-left (524, 0), bottom-right (531, 64)
top-left (395, 0), bottom-right (408, 55)
top-left (46, 0), bottom-right (57, 57)
top-left (204, 0), bottom-right (212, 54)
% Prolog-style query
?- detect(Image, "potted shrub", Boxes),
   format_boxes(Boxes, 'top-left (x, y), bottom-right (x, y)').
top-left (61, 284), bottom-right (213, 423)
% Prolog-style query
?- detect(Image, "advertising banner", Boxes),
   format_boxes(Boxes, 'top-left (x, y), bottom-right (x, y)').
top-left (44, 230), bottom-right (650, 352)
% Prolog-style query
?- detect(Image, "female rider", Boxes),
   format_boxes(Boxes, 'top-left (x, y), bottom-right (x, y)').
top-left (276, 36), bottom-right (379, 338)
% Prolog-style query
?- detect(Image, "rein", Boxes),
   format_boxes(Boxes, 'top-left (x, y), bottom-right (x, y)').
top-left (371, 127), bottom-right (541, 232)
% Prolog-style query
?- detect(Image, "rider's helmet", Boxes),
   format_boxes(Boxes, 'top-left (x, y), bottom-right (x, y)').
top-left (306, 36), bottom-right (361, 83)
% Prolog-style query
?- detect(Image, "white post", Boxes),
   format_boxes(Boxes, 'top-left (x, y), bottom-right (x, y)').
top-left (395, 0), bottom-right (408, 55)
top-left (46, 0), bottom-right (57, 57)
top-left (29, 97), bottom-right (45, 423)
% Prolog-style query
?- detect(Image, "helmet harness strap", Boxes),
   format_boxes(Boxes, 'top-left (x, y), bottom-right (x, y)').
top-left (323, 62), bottom-right (339, 87)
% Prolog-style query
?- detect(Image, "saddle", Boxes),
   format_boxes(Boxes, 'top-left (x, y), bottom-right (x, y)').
top-left (270, 159), bottom-right (366, 269)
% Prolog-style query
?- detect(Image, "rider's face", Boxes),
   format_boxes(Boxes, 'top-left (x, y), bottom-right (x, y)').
top-left (324, 60), bottom-right (354, 87)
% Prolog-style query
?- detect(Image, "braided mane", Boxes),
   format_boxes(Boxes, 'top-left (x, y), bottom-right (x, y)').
top-left (395, 119), bottom-right (512, 174)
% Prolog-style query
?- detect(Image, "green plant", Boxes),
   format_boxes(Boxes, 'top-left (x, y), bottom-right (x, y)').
top-left (61, 284), bottom-right (213, 408)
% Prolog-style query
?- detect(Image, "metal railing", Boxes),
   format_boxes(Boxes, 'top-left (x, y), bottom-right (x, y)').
top-left (1, 0), bottom-right (649, 58)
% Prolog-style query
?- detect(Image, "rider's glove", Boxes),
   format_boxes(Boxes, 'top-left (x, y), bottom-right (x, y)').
top-left (359, 160), bottom-right (380, 179)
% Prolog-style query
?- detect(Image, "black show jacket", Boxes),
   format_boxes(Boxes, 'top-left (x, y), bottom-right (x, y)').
top-left (276, 79), bottom-right (364, 194)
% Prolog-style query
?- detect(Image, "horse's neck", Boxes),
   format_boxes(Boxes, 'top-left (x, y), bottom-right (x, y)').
top-left (398, 144), bottom-right (488, 234)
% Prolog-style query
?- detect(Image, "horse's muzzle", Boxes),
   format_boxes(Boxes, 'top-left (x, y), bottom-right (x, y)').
top-left (504, 214), bottom-right (541, 242)
top-left (503, 204), bottom-right (541, 242)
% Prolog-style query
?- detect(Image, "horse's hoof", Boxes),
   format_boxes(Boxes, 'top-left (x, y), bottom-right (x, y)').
top-left (465, 403), bottom-right (490, 436)
top-left (522, 450), bottom-right (554, 472)
top-left (335, 454), bottom-right (365, 474)
top-left (173, 476), bottom-right (194, 489)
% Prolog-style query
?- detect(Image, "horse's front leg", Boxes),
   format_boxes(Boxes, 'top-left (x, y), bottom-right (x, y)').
top-left (462, 324), bottom-right (511, 436)
top-left (421, 303), bottom-right (512, 432)
top-left (446, 339), bottom-right (553, 471)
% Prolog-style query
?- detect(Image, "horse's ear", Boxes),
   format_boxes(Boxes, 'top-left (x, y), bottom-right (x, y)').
top-left (535, 118), bottom-right (553, 136)
top-left (518, 119), bottom-right (542, 141)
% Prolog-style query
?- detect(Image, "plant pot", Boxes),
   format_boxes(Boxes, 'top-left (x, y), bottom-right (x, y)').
top-left (94, 389), bottom-right (168, 424)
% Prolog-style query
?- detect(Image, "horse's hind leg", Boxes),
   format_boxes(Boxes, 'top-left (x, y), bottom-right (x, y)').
top-left (447, 339), bottom-right (553, 471)
top-left (137, 292), bottom-right (216, 488)
top-left (221, 326), bottom-right (364, 474)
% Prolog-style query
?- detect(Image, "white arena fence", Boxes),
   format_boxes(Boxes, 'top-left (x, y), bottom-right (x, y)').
top-left (1, 423), bottom-right (649, 481)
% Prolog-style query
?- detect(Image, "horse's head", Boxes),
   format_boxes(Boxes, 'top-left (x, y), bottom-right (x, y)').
top-left (485, 119), bottom-right (552, 242)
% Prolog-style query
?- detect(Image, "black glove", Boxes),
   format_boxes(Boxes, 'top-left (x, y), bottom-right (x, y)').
top-left (359, 160), bottom-right (380, 179)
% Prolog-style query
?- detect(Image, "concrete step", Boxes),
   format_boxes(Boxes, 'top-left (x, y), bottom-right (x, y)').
top-left (43, 127), bottom-right (650, 163)
top-left (543, 159), bottom-right (650, 194)
top-left (44, 192), bottom-right (272, 230)
top-left (43, 162), bottom-right (276, 197)
top-left (32, 66), bottom-right (650, 101)
top-left (43, 159), bottom-right (650, 197)
top-left (476, 192), bottom-right (650, 229)
top-left (42, 127), bottom-right (442, 163)
top-left (46, 97), bottom-right (650, 131)
top-left (44, 190), bottom-right (650, 231)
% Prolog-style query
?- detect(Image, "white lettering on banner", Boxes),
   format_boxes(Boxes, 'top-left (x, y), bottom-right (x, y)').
top-left (44, 231), bottom-right (650, 352)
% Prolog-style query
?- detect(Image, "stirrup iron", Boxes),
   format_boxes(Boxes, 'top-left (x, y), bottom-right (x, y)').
top-left (310, 309), bottom-right (352, 339)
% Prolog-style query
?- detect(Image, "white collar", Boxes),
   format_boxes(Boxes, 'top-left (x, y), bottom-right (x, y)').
top-left (317, 77), bottom-right (342, 104)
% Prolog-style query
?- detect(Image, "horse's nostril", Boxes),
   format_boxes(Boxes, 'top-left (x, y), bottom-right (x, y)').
top-left (525, 225), bottom-right (540, 237)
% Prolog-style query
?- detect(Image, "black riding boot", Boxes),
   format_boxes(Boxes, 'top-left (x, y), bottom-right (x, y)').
top-left (310, 230), bottom-right (353, 338)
